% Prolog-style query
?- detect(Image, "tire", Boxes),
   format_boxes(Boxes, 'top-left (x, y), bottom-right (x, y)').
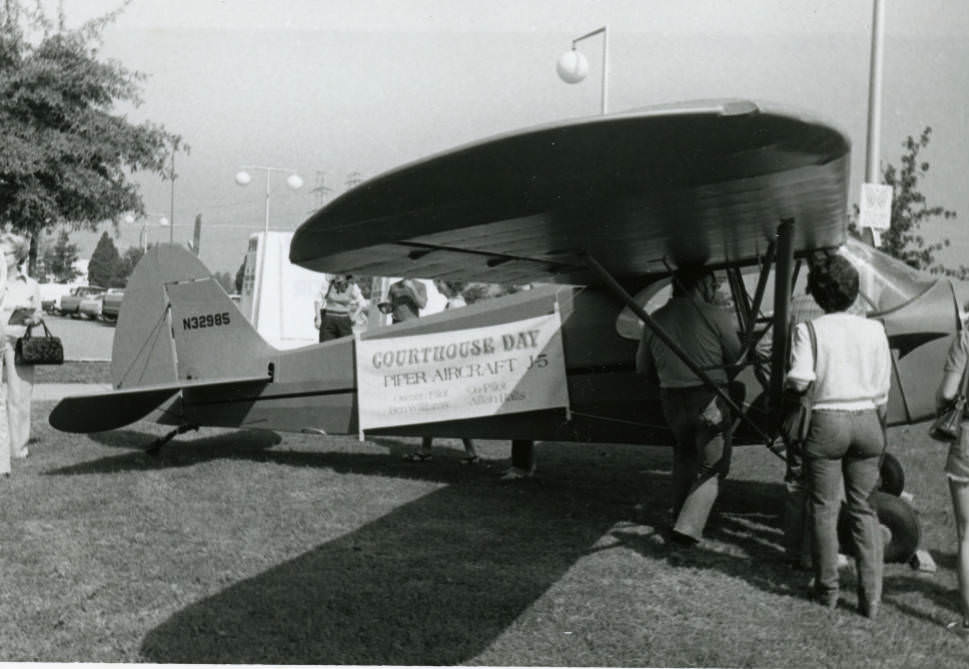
top-left (838, 491), bottom-right (920, 564)
top-left (879, 452), bottom-right (905, 496)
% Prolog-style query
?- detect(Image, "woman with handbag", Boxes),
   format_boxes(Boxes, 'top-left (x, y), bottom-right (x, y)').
top-left (0, 232), bottom-right (42, 468)
top-left (935, 327), bottom-right (969, 638)
top-left (785, 254), bottom-right (891, 618)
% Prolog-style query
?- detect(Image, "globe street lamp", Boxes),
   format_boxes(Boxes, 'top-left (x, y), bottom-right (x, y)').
top-left (123, 212), bottom-right (170, 251)
top-left (234, 165), bottom-right (304, 232)
top-left (557, 25), bottom-right (609, 114)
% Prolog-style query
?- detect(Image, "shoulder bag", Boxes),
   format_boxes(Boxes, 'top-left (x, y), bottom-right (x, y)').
top-left (15, 321), bottom-right (64, 365)
top-left (779, 320), bottom-right (817, 446)
top-left (930, 358), bottom-right (969, 442)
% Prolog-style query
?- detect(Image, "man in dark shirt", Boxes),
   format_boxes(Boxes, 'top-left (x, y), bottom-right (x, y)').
top-left (386, 279), bottom-right (427, 324)
top-left (637, 266), bottom-right (742, 545)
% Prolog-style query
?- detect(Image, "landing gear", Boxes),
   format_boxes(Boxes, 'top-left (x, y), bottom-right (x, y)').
top-left (146, 424), bottom-right (199, 456)
top-left (838, 490), bottom-right (921, 564)
top-left (878, 452), bottom-right (905, 496)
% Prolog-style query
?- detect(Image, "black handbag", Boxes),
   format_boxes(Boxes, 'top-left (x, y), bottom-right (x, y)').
top-left (15, 321), bottom-right (64, 365)
top-left (779, 321), bottom-right (817, 445)
top-left (930, 360), bottom-right (969, 442)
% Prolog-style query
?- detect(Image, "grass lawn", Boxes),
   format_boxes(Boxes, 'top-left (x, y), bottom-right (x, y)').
top-left (34, 361), bottom-right (112, 385)
top-left (0, 406), bottom-right (966, 665)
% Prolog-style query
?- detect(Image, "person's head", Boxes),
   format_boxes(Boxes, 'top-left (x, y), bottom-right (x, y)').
top-left (0, 232), bottom-right (28, 271)
top-left (808, 254), bottom-right (859, 313)
top-left (672, 265), bottom-right (718, 302)
top-left (332, 273), bottom-right (352, 289)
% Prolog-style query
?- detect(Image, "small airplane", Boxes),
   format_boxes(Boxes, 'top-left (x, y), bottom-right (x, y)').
top-left (50, 99), bottom-right (962, 564)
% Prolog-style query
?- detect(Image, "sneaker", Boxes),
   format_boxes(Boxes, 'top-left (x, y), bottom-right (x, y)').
top-left (946, 621), bottom-right (969, 639)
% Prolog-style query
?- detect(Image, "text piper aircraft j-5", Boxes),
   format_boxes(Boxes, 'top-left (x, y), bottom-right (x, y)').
top-left (51, 99), bottom-right (964, 563)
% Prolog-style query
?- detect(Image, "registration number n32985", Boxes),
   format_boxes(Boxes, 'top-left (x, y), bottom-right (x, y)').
top-left (182, 312), bottom-right (231, 330)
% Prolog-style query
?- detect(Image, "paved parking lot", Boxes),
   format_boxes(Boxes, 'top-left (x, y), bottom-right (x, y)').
top-left (41, 314), bottom-right (115, 362)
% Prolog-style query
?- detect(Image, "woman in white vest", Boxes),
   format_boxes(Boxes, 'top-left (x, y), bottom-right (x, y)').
top-left (786, 254), bottom-right (891, 619)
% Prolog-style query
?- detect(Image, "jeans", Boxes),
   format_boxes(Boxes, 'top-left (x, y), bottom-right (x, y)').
top-left (319, 311), bottom-right (353, 342)
top-left (661, 386), bottom-right (733, 540)
top-left (804, 409), bottom-right (885, 607)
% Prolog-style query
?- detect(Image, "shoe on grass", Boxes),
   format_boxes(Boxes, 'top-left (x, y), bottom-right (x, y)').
top-left (946, 621), bottom-right (969, 639)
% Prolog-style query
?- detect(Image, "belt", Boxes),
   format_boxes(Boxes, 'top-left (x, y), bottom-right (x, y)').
top-left (322, 309), bottom-right (351, 317)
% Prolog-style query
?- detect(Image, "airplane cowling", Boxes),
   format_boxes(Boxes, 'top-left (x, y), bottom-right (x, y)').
top-left (879, 279), bottom-right (960, 425)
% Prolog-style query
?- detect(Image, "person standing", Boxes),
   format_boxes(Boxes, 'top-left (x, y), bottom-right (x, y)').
top-left (935, 324), bottom-right (969, 637)
top-left (390, 279), bottom-right (478, 463)
top-left (636, 266), bottom-right (741, 545)
top-left (0, 233), bottom-right (36, 475)
top-left (786, 254), bottom-right (890, 618)
top-left (384, 278), bottom-right (427, 324)
top-left (314, 274), bottom-right (363, 342)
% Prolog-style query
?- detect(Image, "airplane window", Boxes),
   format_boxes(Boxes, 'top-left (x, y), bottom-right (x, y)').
top-left (612, 240), bottom-right (920, 341)
top-left (837, 237), bottom-right (936, 314)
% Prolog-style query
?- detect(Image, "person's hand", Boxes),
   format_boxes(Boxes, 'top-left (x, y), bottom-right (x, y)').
top-left (314, 314), bottom-right (321, 329)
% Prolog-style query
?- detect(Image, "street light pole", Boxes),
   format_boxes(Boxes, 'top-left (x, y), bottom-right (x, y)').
top-left (557, 25), bottom-right (609, 114)
top-left (169, 150), bottom-right (176, 243)
top-left (235, 165), bottom-right (304, 232)
top-left (863, 0), bottom-right (885, 247)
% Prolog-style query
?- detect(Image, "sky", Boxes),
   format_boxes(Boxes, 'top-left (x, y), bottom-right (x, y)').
top-left (50, 0), bottom-right (969, 276)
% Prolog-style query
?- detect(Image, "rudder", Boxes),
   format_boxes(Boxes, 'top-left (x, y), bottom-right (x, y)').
top-left (112, 244), bottom-right (273, 389)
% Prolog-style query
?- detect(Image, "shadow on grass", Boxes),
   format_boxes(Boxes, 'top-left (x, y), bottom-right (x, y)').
top-left (133, 440), bottom-right (803, 664)
top-left (43, 429), bottom-right (285, 475)
top-left (883, 566), bottom-right (962, 626)
top-left (609, 476), bottom-right (804, 600)
top-left (138, 476), bottom-right (624, 664)
top-left (44, 429), bottom-right (514, 486)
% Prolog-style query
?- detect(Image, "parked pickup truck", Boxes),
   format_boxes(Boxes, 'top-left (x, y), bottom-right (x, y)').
top-left (57, 285), bottom-right (105, 317)
top-left (100, 289), bottom-right (124, 322)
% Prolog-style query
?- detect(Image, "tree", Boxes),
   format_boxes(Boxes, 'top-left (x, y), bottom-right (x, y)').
top-left (88, 231), bottom-right (122, 287)
top-left (235, 259), bottom-right (246, 294)
top-left (853, 127), bottom-right (957, 273)
top-left (41, 228), bottom-right (80, 282)
top-left (0, 1), bottom-right (182, 273)
top-left (212, 271), bottom-right (234, 294)
top-left (118, 245), bottom-right (144, 283)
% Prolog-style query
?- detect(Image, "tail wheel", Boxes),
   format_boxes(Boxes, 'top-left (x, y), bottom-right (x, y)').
top-left (838, 491), bottom-right (920, 564)
top-left (879, 452), bottom-right (905, 496)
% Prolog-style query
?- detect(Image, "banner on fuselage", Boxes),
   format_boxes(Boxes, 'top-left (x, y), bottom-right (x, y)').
top-left (355, 312), bottom-right (568, 431)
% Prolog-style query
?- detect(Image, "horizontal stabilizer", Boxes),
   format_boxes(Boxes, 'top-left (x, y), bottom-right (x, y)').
top-left (49, 375), bottom-right (271, 433)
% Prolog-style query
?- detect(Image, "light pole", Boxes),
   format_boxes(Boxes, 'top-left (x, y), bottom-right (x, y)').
top-left (862, 0), bottom-right (885, 247)
top-left (556, 25), bottom-right (609, 114)
top-left (123, 213), bottom-right (170, 251)
top-left (234, 166), bottom-right (304, 232)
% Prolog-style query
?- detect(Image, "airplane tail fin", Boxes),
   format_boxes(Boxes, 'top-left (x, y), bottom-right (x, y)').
top-left (112, 244), bottom-right (275, 389)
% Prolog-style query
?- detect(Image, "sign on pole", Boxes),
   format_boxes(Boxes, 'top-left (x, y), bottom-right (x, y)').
top-left (859, 183), bottom-right (893, 246)
top-left (355, 312), bottom-right (569, 432)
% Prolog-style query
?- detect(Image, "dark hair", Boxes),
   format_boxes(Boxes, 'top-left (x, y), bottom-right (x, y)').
top-left (808, 255), bottom-right (859, 313)
top-left (671, 265), bottom-right (710, 297)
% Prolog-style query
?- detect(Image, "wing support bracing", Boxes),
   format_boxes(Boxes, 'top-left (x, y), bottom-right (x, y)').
top-left (581, 235), bottom-right (791, 460)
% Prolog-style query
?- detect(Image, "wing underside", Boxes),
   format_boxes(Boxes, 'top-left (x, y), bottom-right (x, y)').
top-left (291, 100), bottom-right (851, 285)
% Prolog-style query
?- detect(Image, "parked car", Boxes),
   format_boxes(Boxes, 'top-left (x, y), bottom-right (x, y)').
top-left (78, 293), bottom-right (103, 320)
top-left (57, 285), bottom-right (105, 318)
top-left (100, 289), bottom-right (125, 322)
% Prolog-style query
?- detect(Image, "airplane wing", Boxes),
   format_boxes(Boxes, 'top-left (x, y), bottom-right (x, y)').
top-left (49, 376), bottom-right (271, 433)
top-left (290, 99), bottom-right (850, 285)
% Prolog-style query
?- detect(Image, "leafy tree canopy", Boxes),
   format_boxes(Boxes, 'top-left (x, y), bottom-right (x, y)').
top-left (852, 127), bottom-right (958, 274)
top-left (0, 0), bottom-right (182, 267)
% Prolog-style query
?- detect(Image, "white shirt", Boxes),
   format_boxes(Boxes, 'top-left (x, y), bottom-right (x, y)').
top-left (787, 312), bottom-right (891, 410)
